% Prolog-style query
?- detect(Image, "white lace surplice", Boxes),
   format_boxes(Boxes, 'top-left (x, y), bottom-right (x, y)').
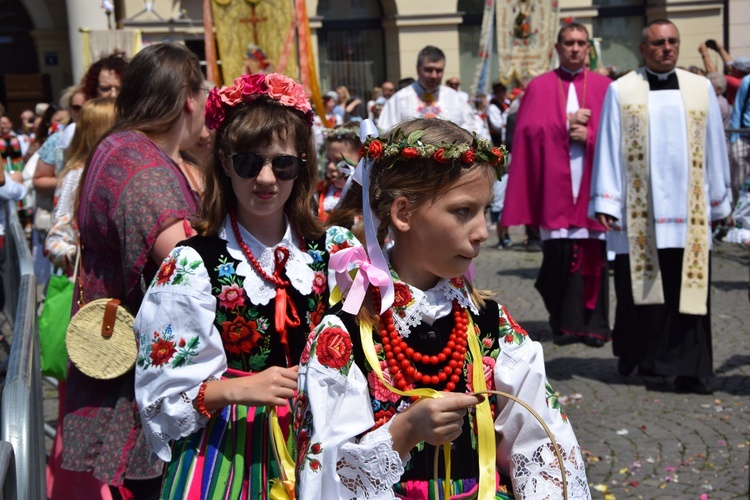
top-left (297, 277), bottom-right (591, 499)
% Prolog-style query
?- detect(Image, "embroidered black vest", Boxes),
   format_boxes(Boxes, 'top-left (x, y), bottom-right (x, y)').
top-left (182, 233), bottom-right (330, 372)
top-left (335, 299), bottom-right (501, 480)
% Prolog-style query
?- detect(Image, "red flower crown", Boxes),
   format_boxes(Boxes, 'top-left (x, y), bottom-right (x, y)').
top-left (360, 129), bottom-right (508, 180)
top-left (205, 73), bottom-right (314, 130)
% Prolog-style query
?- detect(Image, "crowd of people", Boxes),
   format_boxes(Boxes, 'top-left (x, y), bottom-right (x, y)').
top-left (0, 14), bottom-right (746, 500)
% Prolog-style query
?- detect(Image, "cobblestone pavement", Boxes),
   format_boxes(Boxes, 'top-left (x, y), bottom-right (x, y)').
top-left (32, 228), bottom-right (750, 498)
top-left (475, 228), bottom-right (750, 499)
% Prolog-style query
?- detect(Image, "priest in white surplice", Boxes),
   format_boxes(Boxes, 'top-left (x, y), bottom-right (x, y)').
top-left (378, 46), bottom-right (487, 137)
top-left (590, 19), bottom-right (732, 395)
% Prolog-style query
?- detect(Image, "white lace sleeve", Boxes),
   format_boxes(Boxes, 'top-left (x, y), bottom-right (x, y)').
top-left (296, 314), bottom-right (407, 500)
top-left (133, 246), bottom-right (227, 464)
top-left (337, 421), bottom-right (405, 499)
top-left (493, 306), bottom-right (591, 499)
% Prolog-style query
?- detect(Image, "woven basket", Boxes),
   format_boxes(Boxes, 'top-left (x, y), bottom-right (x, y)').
top-left (66, 298), bottom-right (137, 380)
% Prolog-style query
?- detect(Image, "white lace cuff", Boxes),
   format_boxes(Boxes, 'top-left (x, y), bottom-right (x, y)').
top-left (337, 420), bottom-right (406, 499)
top-left (140, 376), bottom-right (216, 463)
top-left (511, 443), bottom-right (591, 499)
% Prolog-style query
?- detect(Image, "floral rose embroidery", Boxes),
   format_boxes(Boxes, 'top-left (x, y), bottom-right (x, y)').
top-left (296, 429), bottom-right (311, 468)
top-left (309, 301), bottom-right (326, 329)
top-left (221, 316), bottom-right (262, 354)
top-left (367, 361), bottom-right (401, 403)
top-left (373, 408), bottom-right (396, 429)
top-left (392, 282), bottom-right (412, 308)
top-left (502, 306), bottom-right (529, 336)
top-left (149, 338), bottom-right (177, 366)
top-left (156, 257), bottom-right (177, 286)
top-left (312, 271), bottom-right (326, 295)
top-left (218, 283), bottom-right (246, 310)
top-left (300, 334), bottom-right (315, 365)
top-left (315, 326), bottom-right (352, 370)
top-left (294, 392), bottom-right (308, 430)
top-left (330, 240), bottom-right (351, 254)
top-left (466, 356), bottom-right (495, 392)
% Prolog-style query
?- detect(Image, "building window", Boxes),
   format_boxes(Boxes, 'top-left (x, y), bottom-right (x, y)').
top-left (593, 0), bottom-right (646, 74)
top-left (316, 0), bottom-right (384, 102)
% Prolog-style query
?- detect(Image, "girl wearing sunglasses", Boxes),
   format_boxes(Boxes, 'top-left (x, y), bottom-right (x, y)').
top-left (133, 73), bottom-right (360, 498)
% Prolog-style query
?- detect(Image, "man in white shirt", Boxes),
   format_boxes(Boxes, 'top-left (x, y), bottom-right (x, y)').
top-left (590, 19), bottom-right (732, 394)
top-left (378, 46), bottom-right (486, 137)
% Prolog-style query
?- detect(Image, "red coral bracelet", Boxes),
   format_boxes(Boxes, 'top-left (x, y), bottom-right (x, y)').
top-left (197, 380), bottom-right (214, 418)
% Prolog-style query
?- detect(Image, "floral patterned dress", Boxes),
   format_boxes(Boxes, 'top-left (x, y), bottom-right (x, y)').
top-left (61, 130), bottom-right (199, 490)
top-left (296, 271), bottom-right (591, 499)
top-left (134, 217), bottom-right (359, 499)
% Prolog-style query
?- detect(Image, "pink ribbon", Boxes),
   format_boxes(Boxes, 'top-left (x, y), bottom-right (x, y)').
top-left (329, 246), bottom-right (392, 315)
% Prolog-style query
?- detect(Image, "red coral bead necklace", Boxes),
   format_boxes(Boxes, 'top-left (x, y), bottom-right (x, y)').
top-left (376, 293), bottom-right (469, 392)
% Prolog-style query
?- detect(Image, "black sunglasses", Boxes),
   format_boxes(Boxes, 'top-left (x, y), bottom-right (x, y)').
top-left (228, 152), bottom-right (304, 180)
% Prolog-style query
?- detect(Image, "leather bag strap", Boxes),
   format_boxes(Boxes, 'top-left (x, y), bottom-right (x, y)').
top-left (101, 298), bottom-right (121, 338)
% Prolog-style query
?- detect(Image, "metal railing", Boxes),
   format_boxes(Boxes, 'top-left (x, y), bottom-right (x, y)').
top-left (0, 441), bottom-right (16, 499)
top-left (0, 199), bottom-right (45, 500)
top-left (726, 128), bottom-right (750, 206)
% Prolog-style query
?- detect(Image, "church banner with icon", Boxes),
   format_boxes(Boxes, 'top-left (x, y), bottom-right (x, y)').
top-left (496, 0), bottom-right (559, 83)
top-left (211, 0), bottom-right (297, 84)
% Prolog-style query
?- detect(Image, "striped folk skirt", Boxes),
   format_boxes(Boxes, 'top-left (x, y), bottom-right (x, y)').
top-left (161, 403), bottom-right (292, 500)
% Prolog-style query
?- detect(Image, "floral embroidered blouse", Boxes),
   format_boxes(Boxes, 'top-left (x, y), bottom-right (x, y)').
top-left (133, 216), bottom-right (359, 463)
top-left (296, 272), bottom-right (591, 499)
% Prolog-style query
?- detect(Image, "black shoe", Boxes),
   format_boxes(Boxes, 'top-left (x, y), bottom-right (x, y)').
top-left (552, 334), bottom-right (578, 346)
top-left (525, 240), bottom-right (542, 252)
top-left (617, 358), bottom-right (636, 376)
top-left (674, 376), bottom-right (714, 395)
top-left (584, 336), bottom-right (606, 348)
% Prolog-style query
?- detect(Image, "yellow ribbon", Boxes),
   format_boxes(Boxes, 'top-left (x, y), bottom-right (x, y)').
top-left (466, 315), bottom-right (497, 500)
top-left (269, 406), bottom-right (296, 500)
top-left (360, 321), bottom-right (453, 498)
top-left (360, 314), bottom-right (498, 499)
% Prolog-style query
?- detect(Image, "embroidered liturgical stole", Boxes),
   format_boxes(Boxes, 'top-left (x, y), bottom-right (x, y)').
top-left (618, 68), bottom-right (710, 315)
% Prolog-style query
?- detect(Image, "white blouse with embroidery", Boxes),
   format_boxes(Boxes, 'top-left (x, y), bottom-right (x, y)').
top-left (297, 276), bottom-right (591, 499)
top-left (133, 216), bottom-right (358, 463)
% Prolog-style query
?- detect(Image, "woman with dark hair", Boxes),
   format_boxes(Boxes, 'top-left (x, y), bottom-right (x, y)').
top-left (80, 51), bottom-right (129, 100)
top-left (59, 42), bottom-right (205, 500)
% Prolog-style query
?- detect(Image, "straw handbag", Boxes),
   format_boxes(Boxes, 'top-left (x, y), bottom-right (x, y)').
top-left (65, 246), bottom-right (137, 380)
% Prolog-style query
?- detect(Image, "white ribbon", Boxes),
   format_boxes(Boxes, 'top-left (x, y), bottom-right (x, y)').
top-left (334, 120), bottom-right (395, 313)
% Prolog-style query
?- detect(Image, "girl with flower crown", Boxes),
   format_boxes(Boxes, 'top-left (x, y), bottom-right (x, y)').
top-left (133, 73), bottom-right (360, 499)
top-left (296, 118), bottom-right (591, 499)
top-left (317, 122), bottom-right (361, 222)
